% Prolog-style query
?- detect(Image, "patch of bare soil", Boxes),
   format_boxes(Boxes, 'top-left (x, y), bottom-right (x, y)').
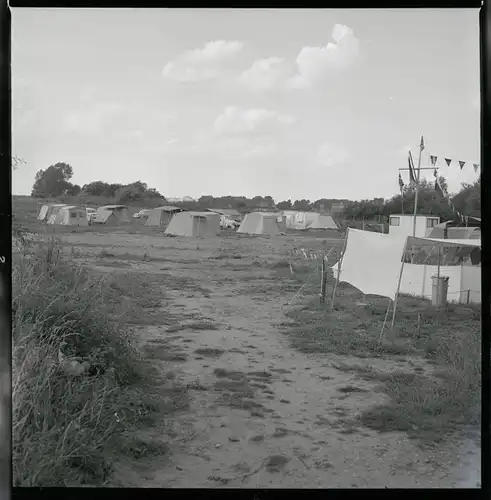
top-left (59, 232), bottom-right (480, 488)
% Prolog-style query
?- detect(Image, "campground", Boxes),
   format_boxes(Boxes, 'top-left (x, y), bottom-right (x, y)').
top-left (12, 198), bottom-right (481, 488)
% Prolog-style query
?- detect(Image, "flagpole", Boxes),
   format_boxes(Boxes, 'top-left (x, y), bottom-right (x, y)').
top-left (412, 136), bottom-right (424, 237)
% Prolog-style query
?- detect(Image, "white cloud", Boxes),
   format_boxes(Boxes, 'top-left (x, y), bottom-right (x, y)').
top-left (64, 103), bottom-right (122, 135)
top-left (239, 56), bottom-right (290, 92)
top-left (213, 106), bottom-right (295, 137)
top-left (317, 142), bottom-right (350, 168)
top-left (162, 40), bottom-right (244, 83)
top-left (289, 24), bottom-right (360, 89)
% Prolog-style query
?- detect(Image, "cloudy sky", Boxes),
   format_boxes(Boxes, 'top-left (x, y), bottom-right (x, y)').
top-left (12, 8), bottom-right (480, 201)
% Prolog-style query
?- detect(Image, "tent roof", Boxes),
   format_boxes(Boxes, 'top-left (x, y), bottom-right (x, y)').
top-left (390, 213), bottom-right (440, 218)
top-left (59, 205), bottom-right (82, 211)
top-left (406, 235), bottom-right (481, 248)
top-left (185, 211), bottom-right (219, 217)
top-left (250, 211), bottom-right (280, 217)
top-left (154, 206), bottom-right (183, 212)
top-left (207, 208), bottom-right (241, 217)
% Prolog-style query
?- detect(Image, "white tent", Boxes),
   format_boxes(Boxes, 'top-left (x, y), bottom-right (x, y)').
top-left (164, 211), bottom-right (220, 237)
top-left (93, 205), bottom-right (131, 225)
top-left (332, 229), bottom-right (481, 305)
top-left (282, 211), bottom-right (335, 230)
top-left (237, 212), bottom-right (280, 236)
top-left (145, 206), bottom-right (183, 227)
top-left (48, 206), bottom-right (88, 226)
top-left (309, 214), bottom-right (338, 230)
top-left (38, 204), bottom-right (68, 222)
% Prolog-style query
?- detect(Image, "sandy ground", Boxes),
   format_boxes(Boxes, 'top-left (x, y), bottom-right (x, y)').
top-left (60, 230), bottom-right (481, 488)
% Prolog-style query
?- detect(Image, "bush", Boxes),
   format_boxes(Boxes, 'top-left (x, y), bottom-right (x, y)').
top-left (12, 238), bottom-right (149, 485)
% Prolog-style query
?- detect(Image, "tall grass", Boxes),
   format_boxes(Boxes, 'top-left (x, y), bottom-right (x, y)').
top-left (12, 237), bottom-right (154, 486)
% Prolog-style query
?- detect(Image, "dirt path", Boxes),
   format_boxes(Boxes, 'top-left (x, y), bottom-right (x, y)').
top-left (110, 258), bottom-right (480, 488)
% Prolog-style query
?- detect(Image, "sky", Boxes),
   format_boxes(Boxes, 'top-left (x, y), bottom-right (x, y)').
top-left (12, 8), bottom-right (480, 201)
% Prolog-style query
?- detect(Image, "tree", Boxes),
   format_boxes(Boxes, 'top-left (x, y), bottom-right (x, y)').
top-left (452, 178), bottom-right (481, 217)
top-left (31, 162), bottom-right (74, 198)
top-left (277, 199), bottom-right (292, 210)
top-left (292, 199), bottom-right (311, 211)
top-left (82, 181), bottom-right (109, 196)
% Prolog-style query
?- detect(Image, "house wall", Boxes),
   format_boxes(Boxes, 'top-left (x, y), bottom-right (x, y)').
top-left (389, 215), bottom-right (440, 239)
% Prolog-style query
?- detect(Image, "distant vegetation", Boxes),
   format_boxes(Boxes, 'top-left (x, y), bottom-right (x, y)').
top-left (28, 162), bottom-right (481, 221)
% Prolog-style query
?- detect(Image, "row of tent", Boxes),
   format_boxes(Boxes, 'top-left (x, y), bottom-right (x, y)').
top-left (38, 203), bottom-right (131, 226)
top-left (37, 202), bottom-right (339, 237)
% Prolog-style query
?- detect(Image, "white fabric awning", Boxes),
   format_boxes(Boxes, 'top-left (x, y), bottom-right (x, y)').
top-left (406, 236), bottom-right (481, 248)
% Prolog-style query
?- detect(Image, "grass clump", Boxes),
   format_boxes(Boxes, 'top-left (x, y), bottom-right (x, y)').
top-left (12, 237), bottom-right (160, 486)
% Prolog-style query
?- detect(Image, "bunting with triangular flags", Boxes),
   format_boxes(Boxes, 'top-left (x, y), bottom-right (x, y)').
top-left (459, 161), bottom-right (465, 170)
top-left (473, 163), bottom-right (480, 172)
top-left (445, 158), bottom-right (452, 166)
top-left (430, 155), bottom-right (437, 166)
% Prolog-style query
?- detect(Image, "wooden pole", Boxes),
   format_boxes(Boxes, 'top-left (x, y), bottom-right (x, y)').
top-left (320, 258), bottom-right (327, 304)
top-left (436, 245), bottom-right (441, 308)
top-left (412, 137), bottom-right (424, 237)
top-left (391, 240), bottom-right (408, 329)
top-left (379, 299), bottom-right (392, 344)
top-left (330, 230), bottom-right (348, 311)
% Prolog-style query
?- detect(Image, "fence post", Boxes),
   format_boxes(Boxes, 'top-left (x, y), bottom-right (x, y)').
top-left (320, 258), bottom-right (327, 303)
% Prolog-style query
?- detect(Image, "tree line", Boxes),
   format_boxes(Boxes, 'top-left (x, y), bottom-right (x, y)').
top-left (30, 162), bottom-right (481, 220)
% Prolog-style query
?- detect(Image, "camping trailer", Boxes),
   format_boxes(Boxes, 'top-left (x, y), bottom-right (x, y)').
top-left (388, 214), bottom-right (440, 239)
top-left (237, 212), bottom-right (281, 236)
top-left (48, 206), bottom-right (89, 226)
top-left (145, 206), bottom-right (184, 228)
top-left (164, 211), bottom-right (220, 237)
top-left (93, 205), bottom-right (131, 225)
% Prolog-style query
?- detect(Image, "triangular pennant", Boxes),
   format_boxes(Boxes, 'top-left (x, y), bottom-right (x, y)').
top-left (430, 155), bottom-right (437, 166)
top-left (459, 161), bottom-right (465, 170)
top-left (473, 163), bottom-right (479, 172)
top-left (445, 158), bottom-right (452, 166)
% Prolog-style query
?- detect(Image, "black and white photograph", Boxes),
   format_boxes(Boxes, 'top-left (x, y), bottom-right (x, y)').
top-left (11, 7), bottom-right (481, 488)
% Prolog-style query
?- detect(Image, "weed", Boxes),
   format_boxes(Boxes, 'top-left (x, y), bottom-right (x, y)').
top-left (11, 237), bottom-right (167, 486)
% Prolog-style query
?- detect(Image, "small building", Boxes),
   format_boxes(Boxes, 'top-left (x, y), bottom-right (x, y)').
top-left (388, 214), bottom-right (440, 239)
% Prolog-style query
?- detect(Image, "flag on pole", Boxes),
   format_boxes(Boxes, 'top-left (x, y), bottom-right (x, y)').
top-left (398, 172), bottom-right (404, 194)
top-left (445, 158), bottom-right (452, 166)
top-left (430, 155), bottom-right (437, 166)
top-left (459, 161), bottom-right (465, 170)
top-left (473, 163), bottom-right (479, 172)
top-left (408, 151), bottom-right (417, 184)
top-left (420, 135), bottom-right (425, 151)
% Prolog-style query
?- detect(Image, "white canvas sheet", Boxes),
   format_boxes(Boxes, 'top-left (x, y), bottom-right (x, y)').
top-left (332, 228), bottom-right (406, 300)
